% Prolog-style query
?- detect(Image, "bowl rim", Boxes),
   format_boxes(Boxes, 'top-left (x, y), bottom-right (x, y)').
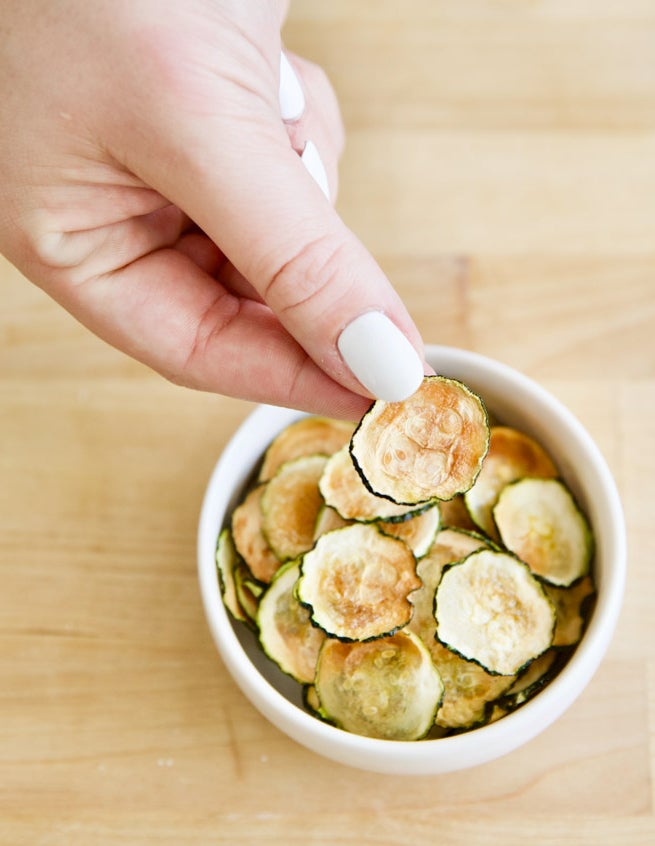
top-left (197, 344), bottom-right (626, 774)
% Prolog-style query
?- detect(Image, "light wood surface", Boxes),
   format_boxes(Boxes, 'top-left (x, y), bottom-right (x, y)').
top-left (2, 2), bottom-right (654, 843)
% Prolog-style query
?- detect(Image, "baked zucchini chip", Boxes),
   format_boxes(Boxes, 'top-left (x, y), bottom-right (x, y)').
top-left (405, 530), bottom-right (513, 729)
top-left (408, 528), bottom-right (491, 645)
top-left (493, 477), bottom-right (593, 586)
top-left (302, 684), bottom-right (326, 718)
top-left (261, 454), bottom-right (328, 562)
top-left (257, 561), bottom-right (326, 684)
top-left (438, 494), bottom-right (478, 532)
top-left (234, 566), bottom-right (264, 625)
top-left (315, 631), bottom-right (444, 740)
top-left (313, 504), bottom-right (352, 540)
top-left (499, 648), bottom-right (561, 710)
top-left (313, 498), bottom-right (440, 560)
top-left (435, 549), bottom-right (555, 676)
top-left (350, 376), bottom-right (489, 505)
top-left (297, 523), bottom-right (421, 641)
top-left (216, 529), bottom-right (250, 625)
top-left (464, 426), bottom-right (558, 538)
top-left (231, 483), bottom-right (282, 584)
top-left (428, 641), bottom-right (516, 730)
top-left (378, 505), bottom-right (441, 559)
top-left (544, 575), bottom-right (596, 647)
top-left (259, 416), bottom-right (355, 482)
top-left (319, 446), bottom-right (431, 523)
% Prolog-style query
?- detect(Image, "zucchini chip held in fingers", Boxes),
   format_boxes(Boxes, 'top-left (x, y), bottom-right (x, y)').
top-left (350, 376), bottom-right (489, 505)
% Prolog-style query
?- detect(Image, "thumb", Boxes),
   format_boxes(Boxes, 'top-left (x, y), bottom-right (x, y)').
top-left (146, 57), bottom-right (427, 402)
top-left (246, 138), bottom-right (428, 402)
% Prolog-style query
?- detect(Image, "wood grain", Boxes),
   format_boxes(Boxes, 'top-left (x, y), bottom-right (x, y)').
top-left (1, 1), bottom-right (654, 843)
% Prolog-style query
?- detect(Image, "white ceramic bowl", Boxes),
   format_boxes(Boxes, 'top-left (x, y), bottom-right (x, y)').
top-left (197, 345), bottom-right (626, 775)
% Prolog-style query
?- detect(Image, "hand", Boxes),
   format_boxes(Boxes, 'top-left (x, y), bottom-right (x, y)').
top-left (0, 0), bottom-right (427, 419)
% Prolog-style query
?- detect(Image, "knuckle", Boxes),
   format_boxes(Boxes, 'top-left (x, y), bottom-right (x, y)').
top-left (175, 290), bottom-right (242, 386)
top-left (263, 232), bottom-right (354, 320)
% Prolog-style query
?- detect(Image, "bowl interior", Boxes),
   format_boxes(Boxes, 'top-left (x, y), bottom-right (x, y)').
top-left (197, 345), bottom-right (626, 774)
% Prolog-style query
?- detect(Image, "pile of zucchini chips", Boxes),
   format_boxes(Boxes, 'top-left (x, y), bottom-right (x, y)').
top-left (217, 376), bottom-right (595, 741)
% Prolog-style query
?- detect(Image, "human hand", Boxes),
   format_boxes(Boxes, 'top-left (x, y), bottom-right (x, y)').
top-left (0, 0), bottom-right (427, 419)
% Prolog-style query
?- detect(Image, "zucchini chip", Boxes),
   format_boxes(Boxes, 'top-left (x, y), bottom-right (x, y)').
top-left (297, 523), bottom-right (421, 641)
top-left (487, 703), bottom-right (511, 724)
top-left (408, 528), bottom-right (490, 646)
top-left (436, 549), bottom-right (556, 676)
top-left (231, 483), bottom-right (281, 584)
top-left (350, 376), bottom-right (489, 505)
top-left (544, 575), bottom-right (596, 647)
top-left (378, 505), bottom-right (441, 559)
top-left (314, 497), bottom-right (440, 560)
top-left (315, 631), bottom-right (444, 740)
top-left (257, 561), bottom-right (326, 684)
top-left (261, 454), bottom-right (328, 562)
top-left (319, 446), bottom-right (430, 523)
top-left (234, 567), bottom-right (264, 626)
top-left (428, 641), bottom-right (516, 730)
top-left (406, 530), bottom-right (512, 729)
top-left (302, 684), bottom-right (326, 719)
top-left (493, 478), bottom-right (593, 586)
top-left (259, 416), bottom-right (355, 482)
top-left (500, 648), bottom-right (560, 709)
top-left (464, 426), bottom-right (558, 539)
top-left (438, 494), bottom-right (478, 532)
top-left (313, 504), bottom-right (352, 540)
top-left (216, 529), bottom-right (250, 625)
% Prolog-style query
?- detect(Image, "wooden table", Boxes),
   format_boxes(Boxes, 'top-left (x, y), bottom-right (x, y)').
top-left (2, 2), bottom-right (654, 843)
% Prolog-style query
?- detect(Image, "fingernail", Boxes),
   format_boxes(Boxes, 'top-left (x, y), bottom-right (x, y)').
top-left (301, 140), bottom-right (330, 200)
top-left (279, 52), bottom-right (305, 121)
top-left (337, 312), bottom-right (425, 402)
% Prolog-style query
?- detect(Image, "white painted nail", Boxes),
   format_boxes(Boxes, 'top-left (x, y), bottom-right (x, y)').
top-left (279, 52), bottom-right (305, 121)
top-left (300, 140), bottom-right (330, 200)
top-left (337, 312), bottom-right (425, 402)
